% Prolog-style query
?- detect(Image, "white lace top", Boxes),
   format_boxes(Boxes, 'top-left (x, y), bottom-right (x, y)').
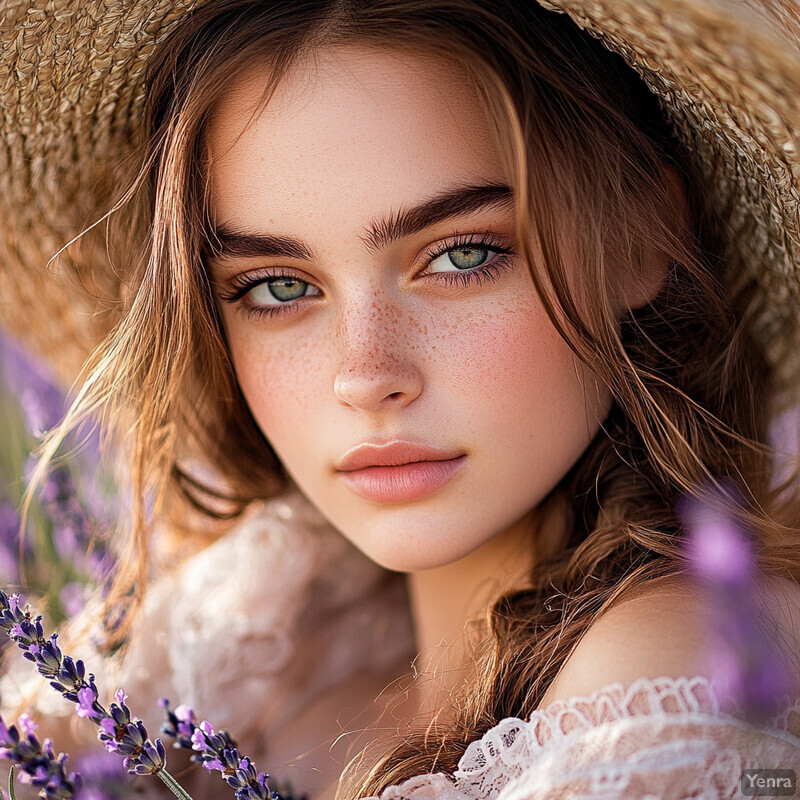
top-left (374, 676), bottom-right (800, 800)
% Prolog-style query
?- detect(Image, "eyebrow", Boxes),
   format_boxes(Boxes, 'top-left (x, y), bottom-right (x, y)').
top-left (361, 183), bottom-right (513, 253)
top-left (208, 183), bottom-right (514, 264)
top-left (206, 230), bottom-right (313, 262)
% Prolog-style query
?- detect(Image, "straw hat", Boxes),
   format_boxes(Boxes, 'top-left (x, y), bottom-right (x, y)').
top-left (1, 0), bottom-right (799, 386)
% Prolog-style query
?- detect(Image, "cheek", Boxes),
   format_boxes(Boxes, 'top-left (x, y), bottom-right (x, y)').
top-left (226, 326), bottom-right (327, 438)
top-left (442, 297), bottom-right (599, 443)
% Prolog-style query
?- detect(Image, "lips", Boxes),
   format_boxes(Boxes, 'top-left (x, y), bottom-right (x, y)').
top-left (336, 440), bottom-right (466, 503)
top-left (336, 441), bottom-right (463, 472)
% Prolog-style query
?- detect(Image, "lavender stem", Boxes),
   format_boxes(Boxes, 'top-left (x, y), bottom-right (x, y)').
top-left (157, 769), bottom-right (194, 800)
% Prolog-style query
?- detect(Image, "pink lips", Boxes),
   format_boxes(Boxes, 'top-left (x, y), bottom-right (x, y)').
top-left (336, 441), bottom-right (466, 503)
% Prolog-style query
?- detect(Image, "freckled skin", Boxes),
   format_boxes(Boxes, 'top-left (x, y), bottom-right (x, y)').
top-left (207, 46), bottom-right (612, 572)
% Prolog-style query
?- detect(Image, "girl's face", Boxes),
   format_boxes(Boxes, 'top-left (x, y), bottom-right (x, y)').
top-left (207, 46), bottom-right (611, 571)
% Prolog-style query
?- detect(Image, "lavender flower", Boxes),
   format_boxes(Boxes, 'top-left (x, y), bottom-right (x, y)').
top-left (59, 584), bottom-right (88, 620)
top-left (1, 591), bottom-right (289, 800)
top-left (24, 455), bottom-right (114, 588)
top-left (681, 493), bottom-right (790, 720)
top-left (189, 720), bottom-right (274, 800)
top-left (0, 333), bottom-right (64, 438)
top-left (72, 750), bottom-right (133, 800)
top-left (159, 700), bottom-right (197, 751)
top-left (161, 700), bottom-right (290, 800)
top-left (96, 692), bottom-right (167, 776)
top-left (0, 713), bottom-right (80, 799)
top-left (0, 503), bottom-right (27, 588)
top-left (0, 590), bottom-right (165, 777)
top-left (0, 333), bottom-right (114, 624)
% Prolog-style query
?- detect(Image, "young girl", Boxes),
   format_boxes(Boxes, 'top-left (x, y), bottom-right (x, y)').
top-left (2, 0), bottom-right (800, 797)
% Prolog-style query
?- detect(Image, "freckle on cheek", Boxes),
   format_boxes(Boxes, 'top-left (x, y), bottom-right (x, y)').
top-left (236, 335), bottom-right (323, 420)
top-left (462, 308), bottom-right (556, 389)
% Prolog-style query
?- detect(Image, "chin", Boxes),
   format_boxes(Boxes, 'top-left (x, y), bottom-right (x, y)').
top-left (352, 531), bottom-right (487, 573)
top-left (317, 493), bottom-right (517, 572)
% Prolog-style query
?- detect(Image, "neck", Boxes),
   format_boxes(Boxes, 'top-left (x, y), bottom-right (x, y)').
top-left (405, 501), bottom-right (565, 709)
top-left (407, 515), bottom-right (530, 653)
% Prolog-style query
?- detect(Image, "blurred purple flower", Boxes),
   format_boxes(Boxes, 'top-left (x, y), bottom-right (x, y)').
top-left (60, 582), bottom-right (88, 619)
top-left (0, 502), bottom-right (26, 586)
top-left (681, 492), bottom-right (791, 721)
top-left (73, 749), bottom-right (134, 799)
top-left (23, 452), bottom-right (114, 588)
top-left (0, 334), bottom-right (65, 437)
top-left (1, 332), bottom-right (114, 614)
top-left (683, 502), bottom-right (754, 584)
top-left (0, 712), bottom-right (80, 798)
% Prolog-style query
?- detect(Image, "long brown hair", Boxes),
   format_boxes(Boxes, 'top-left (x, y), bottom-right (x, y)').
top-left (30, 0), bottom-right (800, 793)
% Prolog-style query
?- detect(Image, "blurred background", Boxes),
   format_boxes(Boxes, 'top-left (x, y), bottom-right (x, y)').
top-left (0, 331), bottom-right (115, 646)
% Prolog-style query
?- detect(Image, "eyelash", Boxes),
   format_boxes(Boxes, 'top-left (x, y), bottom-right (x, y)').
top-left (217, 232), bottom-right (515, 320)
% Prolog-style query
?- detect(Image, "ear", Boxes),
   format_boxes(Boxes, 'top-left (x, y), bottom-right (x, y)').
top-left (617, 165), bottom-right (688, 312)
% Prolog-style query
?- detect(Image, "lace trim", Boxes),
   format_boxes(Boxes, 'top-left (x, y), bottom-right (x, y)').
top-left (455, 675), bottom-right (719, 782)
top-left (375, 676), bottom-right (800, 800)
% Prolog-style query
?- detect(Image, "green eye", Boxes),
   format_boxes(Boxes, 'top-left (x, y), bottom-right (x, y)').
top-left (270, 278), bottom-right (307, 301)
top-left (249, 278), bottom-right (311, 304)
top-left (448, 247), bottom-right (489, 270)
top-left (429, 243), bottom-right (497, 274)
top-left (423, 236), bottom-right (514, 288)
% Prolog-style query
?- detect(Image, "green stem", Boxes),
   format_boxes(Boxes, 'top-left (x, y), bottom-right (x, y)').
top-left (7, 765), bottom-right (15, 800)
top-left (157, 768), bottom-right (194, 800)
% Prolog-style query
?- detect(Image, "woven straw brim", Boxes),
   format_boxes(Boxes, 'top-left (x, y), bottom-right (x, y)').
top-left (1, 0), bottom-right (799, 385)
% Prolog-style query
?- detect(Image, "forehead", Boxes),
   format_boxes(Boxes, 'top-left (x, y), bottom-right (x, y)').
top-left (206, 45), bottom-right (508, 234)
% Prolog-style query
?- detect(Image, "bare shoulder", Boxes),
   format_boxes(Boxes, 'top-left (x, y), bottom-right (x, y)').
top-left (538, 573), bottom-right (800, 708)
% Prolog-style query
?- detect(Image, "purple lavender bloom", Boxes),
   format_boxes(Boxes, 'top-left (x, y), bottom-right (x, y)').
top-left (162, 700), bottom-right (289, 800)
top-left (127, 740), bottom-right (168, 776)
top-left (73, 750), bottom-right (134, 799)
top-left (96, 691), bottom-right (163, 775)
top-left (160, 699), bottom-right (198, 750)
top-left (76, 687), bottom-right (103, 721)
top-left (0, 333), bottom-right (65, 437)
top-left (60, 582), bottom-right (88, 619)
top-left (0, 502), bottom-right (25, 586)
top-left (17, 714), bottom-right (37, 738)
top-left (23, 455), bottom-right (113, 587)
top-left (681, 492), bottom-right (791, 721)
top-left (0, 713), bottom-right (80, 799)
top-left (189, 720), bottom-right (272, 800)
top-left (2, 592), bottom-right (291, 800)
top-left (0, 591), bottom-right (166, 778)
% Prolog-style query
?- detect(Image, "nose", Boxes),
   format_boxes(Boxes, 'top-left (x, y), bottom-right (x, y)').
top-left (332, 301), bottom-right (424, 412)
